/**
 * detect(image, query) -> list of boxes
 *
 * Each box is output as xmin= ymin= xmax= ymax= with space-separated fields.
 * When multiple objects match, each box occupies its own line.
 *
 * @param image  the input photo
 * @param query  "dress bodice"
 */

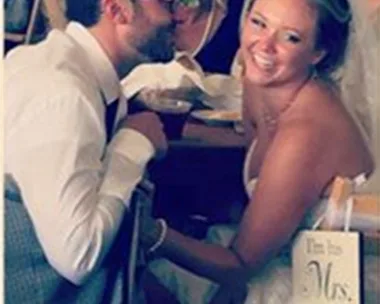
xmin=242 ymin=139 xmax=258 ymax=198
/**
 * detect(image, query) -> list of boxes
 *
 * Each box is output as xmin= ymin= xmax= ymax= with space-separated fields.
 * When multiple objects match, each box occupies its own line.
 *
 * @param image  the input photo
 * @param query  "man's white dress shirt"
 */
xmin=4 ymin=22 xmax=155 ymax=285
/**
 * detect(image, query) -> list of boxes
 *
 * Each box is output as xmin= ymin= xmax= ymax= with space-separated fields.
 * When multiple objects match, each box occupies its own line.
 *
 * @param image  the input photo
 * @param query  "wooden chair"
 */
xmin=123 ymin=179 xmax=155 ymax=304
xmin=5 ymin=0 xmax=67 ymax=54
xmin=321 ymin=176 xmax=380 ymax=255
xmin=5 ymin=0 xmax=43 ymax=45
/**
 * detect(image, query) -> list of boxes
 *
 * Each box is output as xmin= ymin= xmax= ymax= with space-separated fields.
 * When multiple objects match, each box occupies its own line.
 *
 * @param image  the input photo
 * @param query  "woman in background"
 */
xmin=140 ymin=0 xmax=379 ymax=303
xmin=173 ymin=0 xmax=246 ymax=74
xmin=122 ymin=0 xmax=248 ymax=111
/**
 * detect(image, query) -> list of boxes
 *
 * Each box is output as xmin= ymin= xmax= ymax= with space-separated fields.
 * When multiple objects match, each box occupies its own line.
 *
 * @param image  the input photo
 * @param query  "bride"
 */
xmin=140 ymin=0 xmax=380 ymax=303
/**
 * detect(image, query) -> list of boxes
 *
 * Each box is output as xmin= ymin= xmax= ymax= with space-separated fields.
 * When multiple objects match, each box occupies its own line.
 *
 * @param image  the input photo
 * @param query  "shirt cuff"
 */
xmin=99 ymin=128 xmax=155 ymax=206
xmin=109 ymin=128 xmax=155 ymax=165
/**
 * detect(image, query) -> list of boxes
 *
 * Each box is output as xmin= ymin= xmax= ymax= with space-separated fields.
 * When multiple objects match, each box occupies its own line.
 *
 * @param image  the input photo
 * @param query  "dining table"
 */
xmin=147 ymin=115 xmax=249 ymax=238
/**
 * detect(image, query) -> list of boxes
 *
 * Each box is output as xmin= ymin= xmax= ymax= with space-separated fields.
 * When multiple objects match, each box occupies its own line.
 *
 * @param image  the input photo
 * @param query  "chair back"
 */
xmin=124 ymin=179 xmax=155 ymax=304
xmin=321 ymin=176 xmax=380 ymax=255
xmin=5 ymin=0 xmax=67 ymax=54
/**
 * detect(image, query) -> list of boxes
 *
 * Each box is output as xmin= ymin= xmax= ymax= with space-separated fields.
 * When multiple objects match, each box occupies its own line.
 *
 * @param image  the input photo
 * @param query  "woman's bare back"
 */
xmin=245 ymin=79 xmax=373 ymax=196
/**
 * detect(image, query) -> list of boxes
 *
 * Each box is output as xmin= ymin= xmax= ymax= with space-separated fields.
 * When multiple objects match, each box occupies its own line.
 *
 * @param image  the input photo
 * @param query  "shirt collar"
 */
xmin=66 ymin=22 xmax=120 ymax=105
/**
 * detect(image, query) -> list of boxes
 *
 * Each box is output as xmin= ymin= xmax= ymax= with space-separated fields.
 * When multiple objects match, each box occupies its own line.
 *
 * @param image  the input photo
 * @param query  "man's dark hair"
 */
xmin=65 ymin=0 xmax=102 ymax=27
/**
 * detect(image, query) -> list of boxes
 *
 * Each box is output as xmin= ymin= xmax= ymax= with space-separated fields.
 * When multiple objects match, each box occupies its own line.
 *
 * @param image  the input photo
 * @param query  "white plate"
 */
xmin=191 ymin=110 xmax=242 ymax=125
xmin=142 ymin=97 xmax=192 ymax=113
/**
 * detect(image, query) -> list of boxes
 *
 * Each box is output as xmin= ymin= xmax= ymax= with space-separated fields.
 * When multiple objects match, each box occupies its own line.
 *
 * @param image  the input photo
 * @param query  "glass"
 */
xmin=147 ymin=98 xmax=192 ymax=140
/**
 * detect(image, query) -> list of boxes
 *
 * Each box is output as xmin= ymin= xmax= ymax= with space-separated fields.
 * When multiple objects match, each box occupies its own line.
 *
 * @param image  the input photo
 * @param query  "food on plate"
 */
xmin=207 ymin=110 xmax=242 ymax=121
xmin=191 ymin=110 xmax=242 ymax=126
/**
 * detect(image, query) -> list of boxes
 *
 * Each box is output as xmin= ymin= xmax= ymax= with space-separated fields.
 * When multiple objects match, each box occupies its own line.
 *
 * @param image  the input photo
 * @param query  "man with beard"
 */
xmin=4 ymin=0 xmax=175 ymax=303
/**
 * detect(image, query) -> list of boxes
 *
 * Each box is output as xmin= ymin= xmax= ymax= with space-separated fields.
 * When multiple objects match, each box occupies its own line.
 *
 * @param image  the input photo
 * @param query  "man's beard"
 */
xmin=136 ymin=24 xmax=176 ymax=63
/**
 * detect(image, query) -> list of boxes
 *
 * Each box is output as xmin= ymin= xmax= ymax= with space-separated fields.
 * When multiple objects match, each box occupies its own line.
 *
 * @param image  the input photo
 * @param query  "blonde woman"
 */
xmin=140 ymin=0 xmax=379 ymax=303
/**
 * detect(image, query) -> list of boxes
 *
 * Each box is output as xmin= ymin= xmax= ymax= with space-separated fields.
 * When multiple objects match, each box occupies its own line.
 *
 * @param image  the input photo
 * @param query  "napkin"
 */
xmin=120 ymin=52 xmax=242 ymax=111
xmin=121 ymin=52 xmax=206 ymax=100
xmin=201 ymin=73 xmax=242 ymax=111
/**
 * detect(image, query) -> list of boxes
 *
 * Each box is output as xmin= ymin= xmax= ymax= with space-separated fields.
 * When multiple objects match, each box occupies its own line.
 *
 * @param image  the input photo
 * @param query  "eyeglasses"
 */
xmin=173 ymin=0 xmax=201 ymax=8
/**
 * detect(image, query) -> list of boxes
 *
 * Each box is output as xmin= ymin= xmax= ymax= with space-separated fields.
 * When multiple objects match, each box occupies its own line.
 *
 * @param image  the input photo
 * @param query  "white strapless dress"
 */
xmin=148 ymin=140 xmax=379 ymax=304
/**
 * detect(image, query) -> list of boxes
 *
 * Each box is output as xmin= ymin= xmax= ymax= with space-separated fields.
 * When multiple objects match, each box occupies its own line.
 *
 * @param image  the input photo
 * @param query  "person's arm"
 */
xmin=8 ymin=91 xmax=155 ymax=285
xmin=231 ymin=123 xmax=333 ymax=268
xmin=142 ymin=121 xmax=334 ymax=287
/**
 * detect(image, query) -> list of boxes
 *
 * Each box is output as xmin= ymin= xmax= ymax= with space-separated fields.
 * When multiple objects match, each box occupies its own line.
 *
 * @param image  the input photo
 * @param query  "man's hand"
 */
xmin=119 ymin=111 xmax=168 ymax=158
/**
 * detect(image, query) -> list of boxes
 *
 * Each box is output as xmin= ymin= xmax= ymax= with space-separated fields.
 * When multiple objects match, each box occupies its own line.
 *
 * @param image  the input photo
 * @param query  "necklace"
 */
xmin=262 ymin=75 xmax=312 ymax=133
xmin=262 ymin=97 xmax=295 ymax=132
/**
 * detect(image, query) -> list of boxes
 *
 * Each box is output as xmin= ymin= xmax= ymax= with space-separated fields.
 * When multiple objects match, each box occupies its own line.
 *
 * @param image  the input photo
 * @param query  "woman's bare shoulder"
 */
xmin=292 ymin=79 xmax=350 ymax=132
xmin=298 ymin=78 xmax=339 ymax=109
xmin=284 ymin=79 xmax=336 ymax=129
xmin=281 ymin=79 xmax=373 ymax=180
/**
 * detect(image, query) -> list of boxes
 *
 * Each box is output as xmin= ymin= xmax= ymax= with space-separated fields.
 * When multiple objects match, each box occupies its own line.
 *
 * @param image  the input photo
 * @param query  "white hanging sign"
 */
xmin=292 ymin=230 xmax=362 ymax=304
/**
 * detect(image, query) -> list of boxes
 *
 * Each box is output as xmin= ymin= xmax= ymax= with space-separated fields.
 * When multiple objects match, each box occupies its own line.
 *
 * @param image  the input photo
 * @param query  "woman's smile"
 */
xmin=253 ymin=52 xmax=276 ymax=70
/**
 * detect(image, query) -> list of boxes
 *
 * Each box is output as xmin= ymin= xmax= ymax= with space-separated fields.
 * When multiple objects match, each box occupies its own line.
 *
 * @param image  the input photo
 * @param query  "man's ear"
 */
xmin=102 ymin=0 xmax=132 ymax=24
xmin=311 ymin=49 xmax=327 ymax=66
